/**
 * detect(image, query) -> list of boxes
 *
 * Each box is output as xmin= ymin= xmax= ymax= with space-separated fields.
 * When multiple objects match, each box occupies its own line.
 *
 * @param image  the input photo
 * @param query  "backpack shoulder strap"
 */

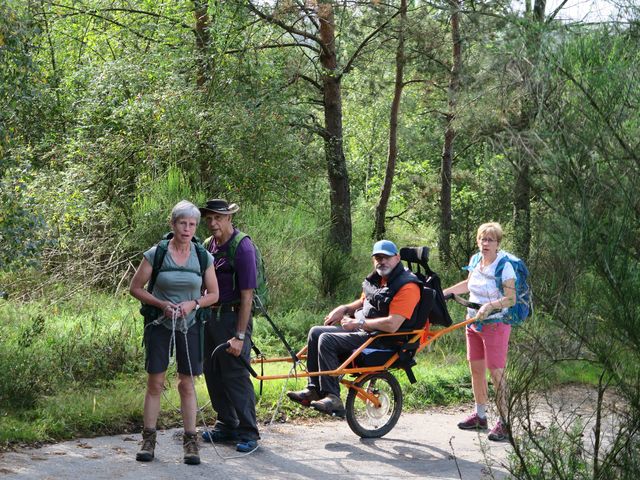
xmin=203 ymin=235 xmax=213 ymax=251
xmin=227 ymin=231 xmax=249 ymax=269
xmin=494 ymin=256 xmax=509 ymax=293
xmin=463 ymin=252 xmax=482 ymax=272
xmin=194 ymin=242 xmax=209 ymax=278
xmin=495 ymin=252 xmax=519 ymax=293
xmin=148 ymin=239 xmax=170 ymax=293
xmin=194 ymin=242 xmax=209 ymax=287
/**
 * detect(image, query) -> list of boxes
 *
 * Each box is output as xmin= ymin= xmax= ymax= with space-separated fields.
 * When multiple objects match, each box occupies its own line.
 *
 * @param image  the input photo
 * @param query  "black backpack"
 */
xmin=400 ymin=247 xmax=452 ymax=328
xmin=139 ymin=233 xmax=210 ymax=326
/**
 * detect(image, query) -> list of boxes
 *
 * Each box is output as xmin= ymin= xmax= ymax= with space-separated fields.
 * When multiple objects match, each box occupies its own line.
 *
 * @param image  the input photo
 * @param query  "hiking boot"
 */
xmin=310 ymin=393 xmax=346 ymax=417
xmin=287 ymin=387 xmax=321 ymax=407
xmin=136 ymin=428 xmax=156 ymax=462
xmin=183 ymin=431 xmax=200 ymax=465
xmin=488 ymin=420 xmax=510 ymax=442
xmin=201 ymin=429 xmax=238 ymax=443
xmin=457 ymin=412 xmax=488 ymax=430
xmin=236 ymin=438 xmax=259 ymax=453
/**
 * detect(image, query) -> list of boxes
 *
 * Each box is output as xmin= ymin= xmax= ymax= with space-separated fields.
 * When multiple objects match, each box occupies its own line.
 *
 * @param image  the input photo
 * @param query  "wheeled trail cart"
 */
xmin=249 ymin=247 xmax=478 ymax=438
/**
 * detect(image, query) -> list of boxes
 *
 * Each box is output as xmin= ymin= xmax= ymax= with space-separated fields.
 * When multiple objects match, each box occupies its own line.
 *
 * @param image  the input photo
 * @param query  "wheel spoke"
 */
xmin=345 ymin=371 xmax=403 ymax=438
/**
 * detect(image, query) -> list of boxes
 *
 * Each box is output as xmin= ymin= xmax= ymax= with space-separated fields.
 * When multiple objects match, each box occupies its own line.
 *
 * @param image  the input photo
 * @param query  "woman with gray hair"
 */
xmin=130 ymin=200 xmax=219 ymax=465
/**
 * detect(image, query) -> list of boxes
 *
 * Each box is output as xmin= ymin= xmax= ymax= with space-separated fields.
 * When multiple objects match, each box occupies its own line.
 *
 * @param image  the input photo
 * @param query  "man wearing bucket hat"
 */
xmin=198 ymin=199 xmax=260 ymax=453
xmin=287 ymin=239 xmax=422 ymax=416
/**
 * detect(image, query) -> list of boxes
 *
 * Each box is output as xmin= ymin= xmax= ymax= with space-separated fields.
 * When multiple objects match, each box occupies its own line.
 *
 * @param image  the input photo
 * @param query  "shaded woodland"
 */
xmin=2 ymin=1 xmax=640 ymax=477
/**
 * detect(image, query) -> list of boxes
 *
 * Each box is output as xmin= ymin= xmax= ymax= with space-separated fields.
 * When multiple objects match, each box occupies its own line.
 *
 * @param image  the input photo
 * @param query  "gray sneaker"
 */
xmin=136 ymin=428 xmax=156 ymax=462
xmin=183 ymin=431 xmax=200 ymax=465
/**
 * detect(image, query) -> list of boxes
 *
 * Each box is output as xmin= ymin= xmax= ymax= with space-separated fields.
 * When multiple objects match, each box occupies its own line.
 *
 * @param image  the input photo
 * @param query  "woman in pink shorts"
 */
xmin=443 ymin=222 xmax=516 ymax=441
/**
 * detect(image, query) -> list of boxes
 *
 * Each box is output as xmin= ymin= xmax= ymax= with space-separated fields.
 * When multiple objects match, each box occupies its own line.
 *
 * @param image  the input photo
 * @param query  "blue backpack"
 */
xmin=468 ymin=251 xmax=532 ymax=326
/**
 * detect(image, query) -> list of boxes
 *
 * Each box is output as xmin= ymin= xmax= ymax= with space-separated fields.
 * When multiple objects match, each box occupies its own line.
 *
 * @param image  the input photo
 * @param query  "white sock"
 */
xmin=476 ymin=403 xmax=487 ymax=419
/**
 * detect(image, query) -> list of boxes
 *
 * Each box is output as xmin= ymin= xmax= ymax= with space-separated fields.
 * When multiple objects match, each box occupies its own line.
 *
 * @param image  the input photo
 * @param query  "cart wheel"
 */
xmin=345 ymin=371 xmax=403 ymax=438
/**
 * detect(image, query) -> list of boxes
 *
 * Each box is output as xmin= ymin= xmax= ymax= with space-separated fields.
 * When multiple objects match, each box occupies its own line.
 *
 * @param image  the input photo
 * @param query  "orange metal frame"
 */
xmin=252 ymin=315 xmax=481 ymax=407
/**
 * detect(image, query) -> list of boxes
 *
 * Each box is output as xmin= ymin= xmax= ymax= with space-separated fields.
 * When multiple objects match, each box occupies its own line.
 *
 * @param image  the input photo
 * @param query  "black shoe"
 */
xmin=310 ymin=394 xmax=346 ymax=417
xmin=287 ymin=387 xmax=321 ymax=407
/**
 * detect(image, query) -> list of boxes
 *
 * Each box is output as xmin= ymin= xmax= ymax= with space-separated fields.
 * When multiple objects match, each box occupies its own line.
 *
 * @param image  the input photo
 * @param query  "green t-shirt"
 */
xmin=143 ymin=243 xmax=214 ymax=330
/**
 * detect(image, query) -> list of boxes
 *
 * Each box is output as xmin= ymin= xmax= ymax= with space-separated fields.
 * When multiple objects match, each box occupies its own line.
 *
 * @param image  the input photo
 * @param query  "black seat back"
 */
xmin=400 ymin=247 xmax=452 ymax=328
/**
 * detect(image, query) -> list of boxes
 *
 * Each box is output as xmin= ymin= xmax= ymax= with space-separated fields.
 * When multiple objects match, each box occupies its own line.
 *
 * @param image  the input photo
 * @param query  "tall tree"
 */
xmin=512 ymin=0 xmax=547 ymax=262
xmin=317 ymin=2 xmax=352 ymax=252
xmin=373 ymin=0 xmax=407 ymax=241
xmin=438 ymin=0 xmax=462 ymax=263
xmin=193 ymin=0 xmax=212 ymax=88
xmin=246 ymin=1 xmax=399 ymax=253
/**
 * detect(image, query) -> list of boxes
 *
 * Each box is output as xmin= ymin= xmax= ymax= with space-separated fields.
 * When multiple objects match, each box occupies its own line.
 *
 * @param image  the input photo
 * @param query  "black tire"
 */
xmin=345 ymin=371 xmax=403 ymax=438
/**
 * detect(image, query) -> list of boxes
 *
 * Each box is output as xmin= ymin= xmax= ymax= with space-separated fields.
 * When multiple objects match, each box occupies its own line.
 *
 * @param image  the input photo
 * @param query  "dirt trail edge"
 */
xmin=0 ymin=409 xmax=511 ymax=480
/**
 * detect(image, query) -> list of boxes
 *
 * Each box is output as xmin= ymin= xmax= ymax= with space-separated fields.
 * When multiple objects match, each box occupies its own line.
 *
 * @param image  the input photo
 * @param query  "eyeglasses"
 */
xmin=479 ymin=237 xmax=497 ymax=243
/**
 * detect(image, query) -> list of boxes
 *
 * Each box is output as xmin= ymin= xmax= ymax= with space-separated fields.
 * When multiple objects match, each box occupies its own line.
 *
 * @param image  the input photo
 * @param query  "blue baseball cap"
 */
xmin=371 ymin=240 xmax=399 ymax=257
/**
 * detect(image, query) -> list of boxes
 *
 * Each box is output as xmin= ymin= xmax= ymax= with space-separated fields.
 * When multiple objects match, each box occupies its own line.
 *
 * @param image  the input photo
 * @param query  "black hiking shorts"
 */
xmin=145 ymin=322 xmax=203 ymax=375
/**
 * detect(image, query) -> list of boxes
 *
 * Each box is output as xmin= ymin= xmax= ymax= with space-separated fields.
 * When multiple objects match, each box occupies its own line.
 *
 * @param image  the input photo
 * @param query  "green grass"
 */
xmin=0 ymin=288 xmax=473 ymax=448
xmin=0 ymin=282 xmax=604 ymax=451
xmin=549 ymin=359 xmax=604 ymax=386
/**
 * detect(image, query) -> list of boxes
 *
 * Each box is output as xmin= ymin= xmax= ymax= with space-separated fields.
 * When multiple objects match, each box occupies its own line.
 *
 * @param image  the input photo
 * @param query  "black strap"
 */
xmin=446 ymin=293 xmax=482 ymax=310
xmin=397 ymin=341 xmax=419 ymax=384
xmin=148 ymin=240 xmax=169 ymax=294
xmin=251 ymin=340 xmax=264 ymax=396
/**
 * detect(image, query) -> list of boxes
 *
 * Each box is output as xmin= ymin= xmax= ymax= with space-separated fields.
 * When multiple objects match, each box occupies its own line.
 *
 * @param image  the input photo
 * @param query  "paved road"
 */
xmin=0 ymin=410 xmax=511 ymax=480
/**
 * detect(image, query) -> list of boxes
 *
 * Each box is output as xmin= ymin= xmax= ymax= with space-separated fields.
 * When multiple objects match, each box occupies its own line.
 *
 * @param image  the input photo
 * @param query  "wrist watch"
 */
xmin=194 ymin=299 xmax=200 ymax=311
xmin=357 ymin=318 xmax=366 ymax=330
xmin=235 ymin=332 xmax=246 ymax=341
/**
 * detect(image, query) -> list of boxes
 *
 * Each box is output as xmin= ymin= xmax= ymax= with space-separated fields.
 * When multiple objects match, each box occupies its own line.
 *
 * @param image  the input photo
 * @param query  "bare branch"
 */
xmin=225 ymin=42 xmax=320 ymax=55
xmin=246 ymin=1 xmax=322 ymax=46
xmin=297 ymin=73 xmax=323 ymax=91
xmin=341 ymin=9 xmax=402 ymax=77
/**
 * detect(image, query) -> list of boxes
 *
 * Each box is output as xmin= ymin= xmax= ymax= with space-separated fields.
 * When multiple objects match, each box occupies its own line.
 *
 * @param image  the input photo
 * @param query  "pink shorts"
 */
xmin=466 ymin=321 xmax=511 ymax=369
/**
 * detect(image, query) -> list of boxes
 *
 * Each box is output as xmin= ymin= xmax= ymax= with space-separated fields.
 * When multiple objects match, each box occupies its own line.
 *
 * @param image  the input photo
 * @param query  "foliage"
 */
xmin=0 ymin=294 xmax=143 ymax=409
xmin=502 ymin=23 xmax=640 ymax=479
xmin=1 ymin=1 xmax=640 ymax=476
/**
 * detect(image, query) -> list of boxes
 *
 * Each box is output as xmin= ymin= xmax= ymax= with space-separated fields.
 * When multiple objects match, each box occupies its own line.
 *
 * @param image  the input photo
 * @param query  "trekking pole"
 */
xmin=212 ymin=342 xmax=258 ymax=377
xmin=253 ymin=296 xmax=299 ymax=364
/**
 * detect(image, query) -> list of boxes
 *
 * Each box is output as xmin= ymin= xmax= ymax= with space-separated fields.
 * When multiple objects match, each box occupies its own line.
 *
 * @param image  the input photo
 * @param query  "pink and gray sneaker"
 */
xmin=457 ymin=412 xmax=488 ymax=430
xmin=488 ymin=420 xmax=510 ymax=442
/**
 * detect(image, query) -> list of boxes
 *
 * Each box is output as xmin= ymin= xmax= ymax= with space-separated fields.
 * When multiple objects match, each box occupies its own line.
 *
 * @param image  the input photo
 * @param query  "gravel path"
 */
xmin=0 ymin=408 xmax=511 ymax=480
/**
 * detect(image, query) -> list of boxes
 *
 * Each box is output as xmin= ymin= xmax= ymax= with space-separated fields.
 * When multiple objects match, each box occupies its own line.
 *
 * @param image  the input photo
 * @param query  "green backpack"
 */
xmin=205 ymin=231 xmax=269 ymax=314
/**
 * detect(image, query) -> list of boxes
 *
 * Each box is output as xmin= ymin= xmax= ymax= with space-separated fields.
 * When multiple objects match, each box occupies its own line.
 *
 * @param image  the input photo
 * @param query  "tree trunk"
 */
xmin=192 ymin=0 xmax=213 ymax=183
xmin=513 ymin=0 xmax=545 ymax=261
xmin=373 ymin=0 xmax=407 ymax=241
xmin=514 ymin=160 xmax=531 ymax=259
xmin=193 ymin=0 xmax=212 ymax=88
xmin=319 ymin=2 xmax=352 ymax=253
xmin=438 ymin=0 xmax=461 ymax=263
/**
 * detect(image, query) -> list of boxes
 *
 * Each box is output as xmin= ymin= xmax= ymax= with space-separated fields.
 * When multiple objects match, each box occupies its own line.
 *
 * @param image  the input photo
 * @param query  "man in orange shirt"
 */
xmin=287 ymin=240 xmax=421 ymax=415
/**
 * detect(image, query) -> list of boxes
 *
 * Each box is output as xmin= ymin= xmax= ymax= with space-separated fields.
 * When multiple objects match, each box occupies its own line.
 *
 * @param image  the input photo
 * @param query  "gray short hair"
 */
xmin=170 ymin=200 xmax=201 ymax=224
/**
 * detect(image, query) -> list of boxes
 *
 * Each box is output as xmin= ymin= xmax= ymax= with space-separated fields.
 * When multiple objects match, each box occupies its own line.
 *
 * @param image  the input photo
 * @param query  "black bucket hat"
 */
xmin=199 ymin=199 xmax=240 ymax=215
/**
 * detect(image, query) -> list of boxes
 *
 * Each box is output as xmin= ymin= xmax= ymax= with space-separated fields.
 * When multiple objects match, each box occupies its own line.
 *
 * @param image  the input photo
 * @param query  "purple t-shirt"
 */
xmin=207 ymin=229 xmax=257 ymax=303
